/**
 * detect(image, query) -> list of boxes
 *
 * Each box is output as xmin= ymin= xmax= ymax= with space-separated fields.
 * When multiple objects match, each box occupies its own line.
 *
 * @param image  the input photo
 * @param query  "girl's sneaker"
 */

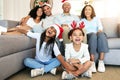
xmin=81 ymin=69 xmax=92 ymax=78
xmin=98 ymin=60 xmax=105 ymax=72
xmin=31 ymin=68 xmax=44 ymax=77
xmin=50 ymin=68 xmax=57 ymax=75
xmin=62 ymin=71 xmax=75 ymax=80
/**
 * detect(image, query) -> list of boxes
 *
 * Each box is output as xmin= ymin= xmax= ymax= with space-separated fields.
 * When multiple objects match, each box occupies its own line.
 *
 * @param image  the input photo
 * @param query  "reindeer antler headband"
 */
xmin=71 ymin=20 xmax=85 ymax=29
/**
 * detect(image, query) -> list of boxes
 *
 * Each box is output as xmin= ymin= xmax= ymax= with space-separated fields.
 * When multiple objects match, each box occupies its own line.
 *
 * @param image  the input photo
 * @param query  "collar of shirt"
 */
xmin=62 ymin=13 xmax=71 ymax=16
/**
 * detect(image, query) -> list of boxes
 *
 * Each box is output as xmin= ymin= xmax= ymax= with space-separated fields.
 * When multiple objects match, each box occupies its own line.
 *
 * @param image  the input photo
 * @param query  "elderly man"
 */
xmin=54 ymin=1 xmax=80 ymax=44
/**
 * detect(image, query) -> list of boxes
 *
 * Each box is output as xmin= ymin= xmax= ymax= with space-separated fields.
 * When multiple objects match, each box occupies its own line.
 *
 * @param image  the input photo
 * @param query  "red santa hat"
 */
xmin=61 ymin=0 xmax=70 ymax=4
xmin=51 ymin=24 xmax=64 ymax=41
xmin=43 ymin=3 xmax=52 ymax=8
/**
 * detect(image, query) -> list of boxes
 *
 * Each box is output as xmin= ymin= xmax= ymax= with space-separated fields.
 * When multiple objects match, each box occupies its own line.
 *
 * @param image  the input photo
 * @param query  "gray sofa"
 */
xmin=0 ymin=18 xmax=120 ymax=80
xmin=0 ymin=20 xmax=36 ymax=80
xmin=101 ymin=18 xmax=120 ymax=65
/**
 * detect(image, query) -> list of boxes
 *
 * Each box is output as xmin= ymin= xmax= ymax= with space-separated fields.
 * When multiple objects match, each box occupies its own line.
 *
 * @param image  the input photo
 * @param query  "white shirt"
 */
xmin=27 ymin=31 xmax=61 ymax=62
xmin=42 ymin=15 xmax=55 ymax=30
xmin=26 ymin=18 xmax=42 ymax=28
xmin=65 ymin=43 xmax=90 ymax=64
xmin=32 ymin=15 xmax=55 ymax=33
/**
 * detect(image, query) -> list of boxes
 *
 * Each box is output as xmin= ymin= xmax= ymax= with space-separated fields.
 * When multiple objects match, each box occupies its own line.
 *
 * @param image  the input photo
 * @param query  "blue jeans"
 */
xmin=24 ymin=58 xmax=60 ymax=73
xmin=87 ymin=32 xmax=109 ymax=54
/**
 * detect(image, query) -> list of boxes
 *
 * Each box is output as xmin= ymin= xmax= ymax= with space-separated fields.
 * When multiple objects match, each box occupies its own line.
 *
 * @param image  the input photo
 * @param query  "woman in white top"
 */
xmin=2 ymin=6 xmax=45 ymax=35
xmin=62 ymin=28 xmax=92 ymax=80
xmin=17 ymin=24 xmax=73 ymax=78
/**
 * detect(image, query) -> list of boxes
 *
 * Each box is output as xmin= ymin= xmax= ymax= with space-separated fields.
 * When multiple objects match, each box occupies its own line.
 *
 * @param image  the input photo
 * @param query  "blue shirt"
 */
xmin=81 ymin=17 xmax=103 ymax=34
xmin=54 ymin=13 xmax=80 ymax=28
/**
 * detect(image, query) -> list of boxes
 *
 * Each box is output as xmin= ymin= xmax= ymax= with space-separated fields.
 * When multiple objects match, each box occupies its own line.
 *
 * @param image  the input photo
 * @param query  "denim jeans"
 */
xmin=87 ymin=32 xmax=109 ymax=54
xmin=24 ymin=58 xmax=60 ymax=73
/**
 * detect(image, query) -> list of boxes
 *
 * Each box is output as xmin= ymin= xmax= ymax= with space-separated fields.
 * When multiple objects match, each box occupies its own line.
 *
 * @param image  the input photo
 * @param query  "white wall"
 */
xmin=0 ymin=0 xmax=3 ymax=19
xmin=52 ymin=0 xmax=62 ymax=15
xmin=93 ymin=0 xmax=120 ymax=18
xmin=2 ymin=0 xmax=63 ymax=21
xmin=3 ymin=0 xmax=30 ymax=21
xmin=2 ymin=0 xmax=120 ymax=22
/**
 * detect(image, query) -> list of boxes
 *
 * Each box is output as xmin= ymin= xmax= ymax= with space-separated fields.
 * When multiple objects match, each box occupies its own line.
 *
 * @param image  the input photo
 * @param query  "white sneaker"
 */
xmin=98 ymin=60 xmax=105 ymax=72
xmin=31 ymin=68 xmax=44 ymax=77
xmin=81 ymin=69 xmax=92 ymax=78
xmin=91 ymin=62 xmax=97 ymax=72
xmin=50 ymin=68 xmax=57 ymax=75
xmin=62 ymin=71 xmax=75 ymax=80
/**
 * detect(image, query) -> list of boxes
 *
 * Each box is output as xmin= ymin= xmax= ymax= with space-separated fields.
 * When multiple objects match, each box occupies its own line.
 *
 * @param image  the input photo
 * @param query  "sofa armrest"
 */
xmin=118 ymin=24 xmax=120 ymax=37
xmin=0 ymin=35 xmax=36 ymax=57
xmin=0 ymin=20 xmax=19 ymax=28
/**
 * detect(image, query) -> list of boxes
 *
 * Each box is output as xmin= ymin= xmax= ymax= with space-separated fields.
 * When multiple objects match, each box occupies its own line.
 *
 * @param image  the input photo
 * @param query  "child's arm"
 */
xmin=65 ymin=44 xmax=71 ymax=61
xmin=17 ymin=28 xmax=40 ymax=39
xmin=79 ymin=45 xmax=90 ymax=64
xmin=20 ymin=16 xmax=30 ymax=26
xmin=53 ymin=43 xmax=75 ymax=72
xmin=16 ymin=28 xmax=28 ymax=35
xmin=56 ymin=55 xmax=76 ymax=73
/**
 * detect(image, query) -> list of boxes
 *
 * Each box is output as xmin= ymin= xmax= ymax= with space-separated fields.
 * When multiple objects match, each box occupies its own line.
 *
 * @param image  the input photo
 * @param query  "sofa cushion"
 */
xmin=101 ymin=18 xmax=118 ymax=38
xmin=0 ymin=35 xmax=36 ymax=57
xmin=0 ymin=20 xmax=19 ymax=28
xmin=107 ymin=38 xmax=120 ymax=49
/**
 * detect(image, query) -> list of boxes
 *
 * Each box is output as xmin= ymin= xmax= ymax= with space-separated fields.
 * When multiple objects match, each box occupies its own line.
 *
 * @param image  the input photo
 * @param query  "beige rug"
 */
xmin=7 ymin=65 xmax=120 ymax=80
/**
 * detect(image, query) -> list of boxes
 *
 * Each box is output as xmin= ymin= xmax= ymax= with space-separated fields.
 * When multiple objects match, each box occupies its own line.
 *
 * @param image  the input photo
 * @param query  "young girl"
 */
xmin=62 ymin=27 xmax=92 ymax=80
xmin=1 ymin=6 xmax=45 ymax=35
xmin=80 ymin=5 xmax=109 ymax=73
xmin=17 ymin=24 xmax=71 ymax=77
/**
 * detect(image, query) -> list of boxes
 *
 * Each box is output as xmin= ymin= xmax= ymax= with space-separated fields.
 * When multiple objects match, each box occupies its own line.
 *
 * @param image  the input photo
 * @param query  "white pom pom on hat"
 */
xmin=43 ymin=3 xmax=51 ymax=8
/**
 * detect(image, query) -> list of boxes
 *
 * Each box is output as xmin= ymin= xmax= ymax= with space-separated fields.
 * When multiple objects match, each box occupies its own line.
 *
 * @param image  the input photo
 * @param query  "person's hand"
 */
xmin=16 ymin=27 xmax=28 ymax=34
xmin=64 ymin=62 xmax=76 ymax=72
xmin=20 ymin=16 xmax=30 ymax=26
xmin=71 ymin=71 xmax=79 ymax=77
xmin=97 ymin=30 xmax=103 ymax=34
xmin=68 ymin=58 xmax=80 ymax=64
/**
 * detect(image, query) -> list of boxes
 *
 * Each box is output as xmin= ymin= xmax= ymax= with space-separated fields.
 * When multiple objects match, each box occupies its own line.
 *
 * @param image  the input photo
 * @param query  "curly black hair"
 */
xmin=28 ymin=6 xmax=46 ymax=20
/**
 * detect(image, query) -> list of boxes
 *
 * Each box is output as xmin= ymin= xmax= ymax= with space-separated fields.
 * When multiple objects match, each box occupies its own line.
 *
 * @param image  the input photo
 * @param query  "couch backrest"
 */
xmin=0 ymin=20 xmax=19 ymax=28
xmin=101 ymin=18 xmax=119 ymax=38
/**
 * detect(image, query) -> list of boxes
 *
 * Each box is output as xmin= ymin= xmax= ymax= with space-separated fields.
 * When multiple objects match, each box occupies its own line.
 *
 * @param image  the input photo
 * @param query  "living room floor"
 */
xmin=7 ymin=65 xmax=120 ymax=80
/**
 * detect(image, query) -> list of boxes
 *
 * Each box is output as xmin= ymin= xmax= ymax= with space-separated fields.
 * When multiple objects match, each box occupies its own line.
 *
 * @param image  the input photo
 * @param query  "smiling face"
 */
xmin=36 ymin=8 xmax=43 ymax=17
xmin=62 ymin=2 xmax=71 ymax=13
xmin=46 ymin=27 xmax=56 ymax=38
xmin=43 ymin=5 xmax=52 ymax=16
xmin=70 ymin=29 xmax=84 ymax=45
xmin=84 ymin=6 xmax=92 ymax=19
